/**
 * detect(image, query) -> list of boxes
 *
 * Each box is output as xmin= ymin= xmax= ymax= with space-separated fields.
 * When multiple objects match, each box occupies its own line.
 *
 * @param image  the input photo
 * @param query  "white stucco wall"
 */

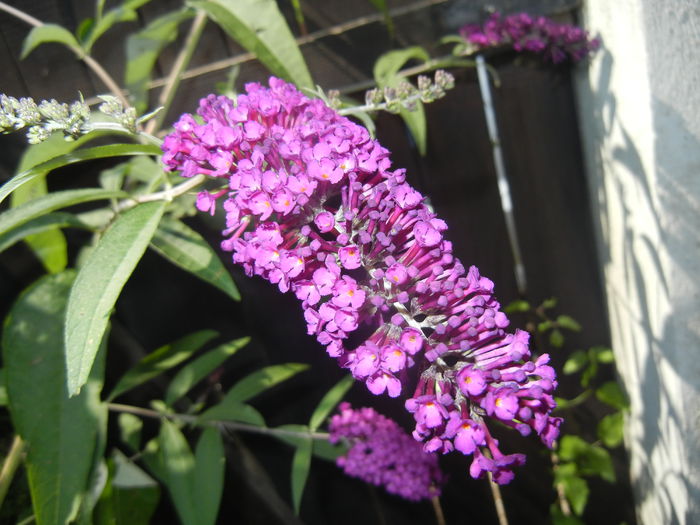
xmin=575 ymin=1 xmax=700 ymax=524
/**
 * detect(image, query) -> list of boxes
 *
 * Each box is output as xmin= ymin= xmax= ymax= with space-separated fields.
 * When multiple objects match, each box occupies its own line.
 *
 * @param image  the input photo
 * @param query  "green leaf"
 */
xmin=199 ymin=400 xmax=265 ymax=425
xmin=551 ymin=503 xmax=586 ymax=525
xmin=550 ymin=329 xmax=565 ymax=348
xmin=590 ymin=346 xmax=615 ymax=364
xmin=125 ymin=9 xmax=194 ymax=113
xmin=109 ymin=329 xmax=219 ymax=400
xmin=94 ymin=450 xmax=160 ymax=525
xmin=84 ymin=0 xmax=152 ymax=53
xmin=580 ymin=359 xmax=598 ymax=388
xmin=0 ymin=143 xmax=162 ymax=205
xmin=150 ymin=216 xmax=240 ymax=301
xmin=3 ymin=271 xmax=107 ymax=525
xmin=222 ymin=363 xmax=309 ymax=404
xmin=189 ymin=0 xmax=313 ymax=89
xmin=373 ymin=46 xmax=430 ymax=86
xmin=165 ymin=336 xmax=250 ymax=405
xmin=597 ymin=411 xmax=625 ymax=448
xmin=563 ymin=350 xmax=588 ymax=375
xmin=558 ymin=436 xmax=615 ymax=482
xmin=0 ymin=212 xmax=92 ymax=254
xmin=309 ymin=375 xmax=353 ymax=431
xmin=557 ymin=315 xmax=582 ymax=332
xmin=21 ymin=24 xmax=80 ymax=58
xmin=158 ymin=420 xmax=197 ymax=525
xmin=561 ymin=475 xmax=589 ymax=516
xmin=0 ymin=188 xmax=125 ymax=238
xmin=538 ymin=320 xmax=553 ymax=332
xmin=118 ymin=413 xmax=143 ymax=451
xmin=595 ymin=381 xmax=629 ymax=410
xmin=373 ymin=47 xmax=430 ymax=155
xmin=290 ymin=436 xmax=312 ymax=515
xmin=504 ymin=299 xmax=531 ymax=314
xmin=192 ymin=428 xmax=225 ymax=525
xmin=65 ymin=201 xmax=166 ymax=396
xmin=541 ymin=297 xmax=558 ymax=309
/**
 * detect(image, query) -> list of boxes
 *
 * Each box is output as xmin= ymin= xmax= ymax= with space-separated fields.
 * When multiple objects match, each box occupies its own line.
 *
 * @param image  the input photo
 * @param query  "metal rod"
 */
xmin=475 ymin=54 xmax=527 ymax=295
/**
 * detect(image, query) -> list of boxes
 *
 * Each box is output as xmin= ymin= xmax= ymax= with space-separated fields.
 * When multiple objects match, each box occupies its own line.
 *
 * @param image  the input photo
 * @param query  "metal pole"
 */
xmin=475 ymin=54 xmax=527 ymax=295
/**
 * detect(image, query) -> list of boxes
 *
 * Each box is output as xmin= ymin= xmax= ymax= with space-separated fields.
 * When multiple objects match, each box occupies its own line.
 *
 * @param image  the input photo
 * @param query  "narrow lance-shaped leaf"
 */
xmin=108 ymin=329 xmax=219 ymax=401
xmin=221 ymin=363 xmax=309 ymax=404
xmin=150 ymin=216 xmax=240 ymax=301
xmin=3 ymin=271 xmax=107 ymax=525
xmin=291 ymin=437 xmax=312 ymax=515
xmin=125 ymin=8 xmax=194 ymax=113
xmin=192 ymin=428 xmax=225 ymax=525
xmin=21 ymin=24 xmax=81 ymax=58
xmin=189 ymin=0 xmax=313 ymax=89
xmin=10 ymin=134 xmax=89 ymax=274
xmin=0 ymin=188 xmax=125 ymax=238
xmin=83 ymin=0 xmax=152 ymax=53
xmin=309 ymin=375 xmax=353 ymax=431
xmin=0 ymin=212 xmax=91 ymax=255
xmin=65 ymin=200 xmax=166 ymax=396
xmin=157 ymin=420 xmax=197 ymax=525
xmin=0 ymin=143 xmax=162 ymax=205
xmin=165 ymin=336 xmax=250 ymax=405
xmin=199 ymin=400 xmax=266 ymax=426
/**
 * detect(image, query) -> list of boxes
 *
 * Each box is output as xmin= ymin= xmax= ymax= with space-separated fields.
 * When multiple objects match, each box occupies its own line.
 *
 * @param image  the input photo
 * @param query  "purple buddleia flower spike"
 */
xmin=460 ymin=11 xmax=600 ymax=64
xmin=329 ymin=403 xmax=444 ymax=500
xmin=162 ymin=77 xmax=562 ymax=484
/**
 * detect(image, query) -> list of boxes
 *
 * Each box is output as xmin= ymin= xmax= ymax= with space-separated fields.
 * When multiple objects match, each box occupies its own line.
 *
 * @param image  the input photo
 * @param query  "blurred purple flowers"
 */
xmin=162 ymin=77 xmax=562 ymax=484
xmin=329 ymin=403 xmax=443 ymax=500
xmin=460 ymin=12 xmax=600 ymax=64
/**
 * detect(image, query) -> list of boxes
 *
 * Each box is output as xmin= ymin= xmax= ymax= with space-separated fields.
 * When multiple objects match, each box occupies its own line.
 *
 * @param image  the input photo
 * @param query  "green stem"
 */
xmin=487 ymin=473 xmax=509 ymax=525
xmin=0 ymin=435 xmax=26 ymax=510
xmin=107 ymin=402 xmax=330 ymax=441
xmin=145 ymin=10 xmax=207 ymax=135
xmin=115 ymin=173 xmax=206 ymax=212
xmin=85 ymin=122 xmax=162 ymax=146
xmin=553 ymin=389 xmax=592 ymax=413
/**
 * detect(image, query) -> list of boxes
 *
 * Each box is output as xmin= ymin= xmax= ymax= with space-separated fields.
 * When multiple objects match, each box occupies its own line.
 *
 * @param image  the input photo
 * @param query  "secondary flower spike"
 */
xmin=460 ymin=12 xmax=600 ymax=64
xmin=162 ymin=77 xmax=562 ymax=484
xmin=329 ymin=403 xmax=444 ymax=500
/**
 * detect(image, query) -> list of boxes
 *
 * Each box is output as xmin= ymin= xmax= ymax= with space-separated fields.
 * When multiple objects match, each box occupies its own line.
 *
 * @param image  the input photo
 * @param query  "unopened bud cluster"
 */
xmin=0 ymin=94 xmax=90 ymax=144
xmin=363 ymin=70 xmax=455 ymax=113
xmin=98 ymin=95 xmax=138 ymax=133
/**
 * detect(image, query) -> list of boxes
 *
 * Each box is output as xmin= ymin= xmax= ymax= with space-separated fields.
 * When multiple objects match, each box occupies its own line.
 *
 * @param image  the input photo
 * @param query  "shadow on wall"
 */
xmin=576 ymin=45 xmax=700 ymax=525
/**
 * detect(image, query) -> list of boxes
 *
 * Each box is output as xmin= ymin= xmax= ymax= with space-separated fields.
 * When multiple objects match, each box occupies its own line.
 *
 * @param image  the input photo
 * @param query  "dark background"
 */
xmin=0 ymin=1 xmax=636 ymax=524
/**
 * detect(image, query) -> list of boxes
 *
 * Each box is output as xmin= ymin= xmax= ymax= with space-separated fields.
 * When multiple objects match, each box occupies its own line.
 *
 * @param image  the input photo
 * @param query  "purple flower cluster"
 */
xmin=329 ymin=402 xmax=443 ymax=500
xmin=460 ymin=12 xmax=600 ymax=64
xmin=162 ymin=77 xmax=562 ymax=483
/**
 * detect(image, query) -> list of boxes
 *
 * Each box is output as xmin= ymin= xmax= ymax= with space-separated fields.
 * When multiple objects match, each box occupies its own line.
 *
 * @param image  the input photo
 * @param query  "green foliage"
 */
xmin=65 ymin=201 xmax=166 ymax=396
xmin=504 ymin=299 xmax=530 ymax=313
xmin=125 ymin=9 xmax=195 ymax=113
xmin=21 ymin=24 xmax=81 ymax=58
xmin=94 ymin=450 xmax=160 ymax=525
xmin=219 ymin=363 xmax=309 ymax=404
xmin=3 ymin=272 xmax=107 ymax=525
xmin=598 ymin=412 xmax=625 ymax=448
xmin=290 ymin=436 xmax=312 ymax=515
xmin=309 ymin=375 xmax=353 ymax=432
xmin=374 ymin=47 xmax=430 ymax=155
xmin=559 ymin=435 xmax=615 ymax=483
xmin=82 ymin=0 xmax=152 ymax=54
xmin=0 ymin=143 xmax=161 ymax=205
xmin=155 ymin=421 xmax=225 ymax=525
xmin=109 ymin=330 xmax=219 ymax=401
xmin=150 ymin=216 xmax=241 ymax=301
xmin=165 ymin=336 xmax=250 ymax=405
xmin=596 ymin=381 xmax=630 ymax=410
xmin=189 ymin=0 xmax=313 ymax=89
